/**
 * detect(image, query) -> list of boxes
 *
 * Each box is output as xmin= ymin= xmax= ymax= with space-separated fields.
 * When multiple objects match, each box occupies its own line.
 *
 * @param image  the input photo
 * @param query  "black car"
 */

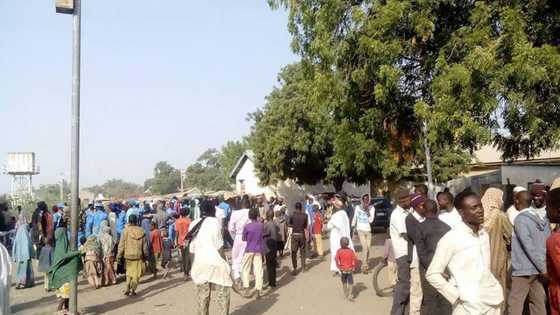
xmin=350 ymin=196 xmax=393 ymax=232
xmin=370 ymin=197 xmax=393 ymax=231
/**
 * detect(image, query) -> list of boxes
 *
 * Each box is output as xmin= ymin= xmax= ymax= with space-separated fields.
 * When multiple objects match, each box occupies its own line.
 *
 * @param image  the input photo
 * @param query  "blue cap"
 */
xmin=57 ymin=203 xmax=65 ymax=209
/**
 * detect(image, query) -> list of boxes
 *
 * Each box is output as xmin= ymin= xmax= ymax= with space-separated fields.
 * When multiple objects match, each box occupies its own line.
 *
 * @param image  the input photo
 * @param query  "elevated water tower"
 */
xmin=3 ymin=152 xmax=40 ymax=202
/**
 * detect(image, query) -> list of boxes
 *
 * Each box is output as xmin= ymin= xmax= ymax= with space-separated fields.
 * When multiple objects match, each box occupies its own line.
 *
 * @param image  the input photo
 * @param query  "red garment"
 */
xmin=312 ymin=213 xmax=322 ymax=235
xmin=41 ymin=211 xmax=54 ymax=241
xmin=150 ymin=229 xmax=163 ymax=255
xmin=335 ymin=247 xmax=358 ymax=271
xmin=547 ymin=232 xmax=560 ymax=315
xmin=175 ymin=217 xmax=191 ymax=248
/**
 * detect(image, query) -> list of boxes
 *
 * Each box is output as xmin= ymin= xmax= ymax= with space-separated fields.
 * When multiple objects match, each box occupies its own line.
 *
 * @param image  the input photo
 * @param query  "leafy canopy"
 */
xmin=85 ymin=179 xmax=143 ymax=199
xmin=262 ymin=0 xmax=560 ymax=187
xmin=144 ymin=161 xmax=181 ymax=195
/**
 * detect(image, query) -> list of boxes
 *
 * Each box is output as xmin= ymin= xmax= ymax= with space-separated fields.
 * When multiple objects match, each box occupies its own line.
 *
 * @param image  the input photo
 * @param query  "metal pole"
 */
xmin=69 ymin=0 xmax=81 ymax=313
xmin=180 ymin=169 xmax=185 ymax=191
xmin=422 ymin=120 xmax=434 ymax=198
xmin=60 ymin=173 xmax=64 ymax=201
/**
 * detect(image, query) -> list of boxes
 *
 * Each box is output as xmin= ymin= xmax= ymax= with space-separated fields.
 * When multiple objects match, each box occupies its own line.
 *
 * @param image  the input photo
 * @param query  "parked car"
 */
xmin=371 ymin=197 xmax=393 ymax=232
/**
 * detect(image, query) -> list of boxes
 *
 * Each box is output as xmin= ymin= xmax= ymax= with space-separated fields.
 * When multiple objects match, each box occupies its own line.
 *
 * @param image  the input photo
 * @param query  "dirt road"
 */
xmin=10 ymin=233 xmax=392 ymax=315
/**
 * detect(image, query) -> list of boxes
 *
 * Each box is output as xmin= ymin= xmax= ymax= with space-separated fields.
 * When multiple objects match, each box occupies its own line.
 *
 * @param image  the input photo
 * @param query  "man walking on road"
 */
xmin=117 ymin=214 xmax=149 ymax=296
xmin=289 ymin=202 xmax=308 ymax=275
xmin=352 ymin=194 xmax=375 ymax=273
xmin=389 ymin=188 xmax=412 ymax=315
xmin=189 ymin=200 xmax=232 ymax=315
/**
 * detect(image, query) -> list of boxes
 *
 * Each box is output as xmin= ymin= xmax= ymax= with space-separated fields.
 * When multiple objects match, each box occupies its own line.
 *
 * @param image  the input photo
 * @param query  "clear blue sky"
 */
xmin=0 ymin=0 xmax=296 ymax=193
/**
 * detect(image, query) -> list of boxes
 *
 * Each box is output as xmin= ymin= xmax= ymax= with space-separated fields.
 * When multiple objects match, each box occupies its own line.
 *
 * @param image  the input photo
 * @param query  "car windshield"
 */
xmin=371 ymin=198 xmax=391 ymax=208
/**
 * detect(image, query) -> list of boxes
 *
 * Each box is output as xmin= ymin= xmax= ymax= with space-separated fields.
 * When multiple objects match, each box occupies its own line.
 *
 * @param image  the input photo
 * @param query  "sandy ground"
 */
xmin=9 ymin=232 xmax=393 ymax=315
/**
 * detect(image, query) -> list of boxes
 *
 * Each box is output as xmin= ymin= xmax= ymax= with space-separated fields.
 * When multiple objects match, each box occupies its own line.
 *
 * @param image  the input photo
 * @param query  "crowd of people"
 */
xmin=0 ymin=190 xmax=375 ymax=315
xmin=3 ymin=176 xmax=560 ymax=315
xmin=389 ymin=179 xmax=560 ymax=315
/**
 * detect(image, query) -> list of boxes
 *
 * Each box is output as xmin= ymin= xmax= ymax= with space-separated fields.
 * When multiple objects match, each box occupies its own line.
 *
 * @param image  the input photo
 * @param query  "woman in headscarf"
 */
xmin=15 ymin=205 xmax=28 ymax=230
xmin=82 ymin=235 xmax=102 ymax=289
xmin=481 ymin=187 xmax=512 ymax=303
xmin=107 ymin=203 xmax=118 ymax=244
xmin=1 ymin=242 xmax=11 ymax=315
xmin=98 ymin=221 xmax=116 ymax=286
xmin=30 ymin=201 xmax=47 ymax=256
xmin=42 ymin=206 xmax=55 ymax=244
xmin=327 ymin=194 xmax=354 ymax=273
xmin=49 ymin=220 xmax=83 ymax=314
xmin=12 ymin=223 xmax=34 ymax=289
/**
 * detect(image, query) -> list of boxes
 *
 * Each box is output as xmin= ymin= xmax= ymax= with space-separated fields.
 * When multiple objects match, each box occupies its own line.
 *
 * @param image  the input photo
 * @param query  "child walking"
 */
xmin=82 ymin=236 xmax=102 ymax=289
xmin=38 ymin=238 xmax=53 ymax=291
xmin=335 ymin=236 xmax=358 ymax=301
xmin=161 ymin=229 xmax=174 ymax=279
xmin=150 ymin=222 xmax=163 ymax=273
xmin=99 ymin=225 xmax=117 ymax=286
xmin=312 ymin=206 xmax=323 ymax=257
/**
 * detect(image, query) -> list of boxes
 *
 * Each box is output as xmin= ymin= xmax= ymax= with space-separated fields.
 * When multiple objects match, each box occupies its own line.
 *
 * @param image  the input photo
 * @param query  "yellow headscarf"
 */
xmin=551 ymin=177 xmax=560 ymax=190
xmin=481 ymin=187 xmax=504 ymax=229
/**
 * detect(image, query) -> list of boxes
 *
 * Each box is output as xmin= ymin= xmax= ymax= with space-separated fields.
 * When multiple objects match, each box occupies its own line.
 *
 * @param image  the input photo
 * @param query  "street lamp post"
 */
xmin=180 ymin=169 xmax=186 ymax=191
xmin=60 ymin=173 xmax=65 ymax=201
xmin=422 ymin=120 xmax=434 ymax=198
xmin=69 ymin=0 xmax=81 ymax=313
xmin=56 ymin=0 xmax=81 ymax=313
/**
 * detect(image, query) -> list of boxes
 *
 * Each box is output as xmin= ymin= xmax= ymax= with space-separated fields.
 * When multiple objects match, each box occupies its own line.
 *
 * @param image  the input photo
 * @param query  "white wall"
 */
xmin=501 ymin=165 xmax=560 ymax=187
xmin=234 ymin=158 xmax=274 ymax=196
xmin=234 ymin=158 xmax=370 ymax=211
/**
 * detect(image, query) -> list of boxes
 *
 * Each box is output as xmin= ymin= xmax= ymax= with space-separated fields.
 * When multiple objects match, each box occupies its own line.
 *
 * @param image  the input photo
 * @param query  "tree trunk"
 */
xmin=333 ymin=178 xmax=344 ymax=192
xmin=370 ymin=177 xmax=384 ymax=197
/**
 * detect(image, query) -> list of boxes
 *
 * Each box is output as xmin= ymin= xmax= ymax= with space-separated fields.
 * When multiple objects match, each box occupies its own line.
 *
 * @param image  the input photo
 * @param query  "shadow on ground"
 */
xmin=81 ymin=275 xmax=186 ymax=315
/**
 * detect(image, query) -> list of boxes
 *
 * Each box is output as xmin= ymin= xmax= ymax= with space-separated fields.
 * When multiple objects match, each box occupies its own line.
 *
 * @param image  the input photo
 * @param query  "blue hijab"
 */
xmin=12 ymin=224 xmax=33 ymax=262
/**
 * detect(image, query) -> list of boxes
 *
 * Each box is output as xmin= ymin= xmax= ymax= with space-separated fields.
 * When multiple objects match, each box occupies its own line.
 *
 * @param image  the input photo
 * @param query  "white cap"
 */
xmin=513 ymin=186 xmax=527 ymax=194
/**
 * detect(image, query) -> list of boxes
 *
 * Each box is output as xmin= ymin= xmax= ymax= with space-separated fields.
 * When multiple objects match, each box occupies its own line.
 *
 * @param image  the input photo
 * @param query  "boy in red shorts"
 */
xmin=335 ymin=236 xmax=358 ymax=301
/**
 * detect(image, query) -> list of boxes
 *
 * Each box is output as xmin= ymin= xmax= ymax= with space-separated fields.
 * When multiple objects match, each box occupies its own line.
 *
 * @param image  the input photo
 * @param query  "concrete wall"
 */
xmin=234 ymin=158 xmax=274 ymax=196
xmin=501 ymin=165 xmax=560 ymax=187
xmin=444 ymin=170 xmax=502 ymax=195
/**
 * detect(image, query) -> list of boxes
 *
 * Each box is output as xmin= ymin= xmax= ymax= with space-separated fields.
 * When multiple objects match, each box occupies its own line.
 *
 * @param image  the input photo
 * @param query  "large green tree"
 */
xmin=35 ymin=181 xmax=70 ymax=206
xmin=265 ymin=0 xmax=560 ymax=187
xmin=184 ymin=149 xmax=232 ymax=192
xmin=145 ymin=161 xmax=181 ymax=195
xmin=249 ymin=63 xmax=340 ymax=187
xmin=85 ymin=179 xmax=143 ymax=199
